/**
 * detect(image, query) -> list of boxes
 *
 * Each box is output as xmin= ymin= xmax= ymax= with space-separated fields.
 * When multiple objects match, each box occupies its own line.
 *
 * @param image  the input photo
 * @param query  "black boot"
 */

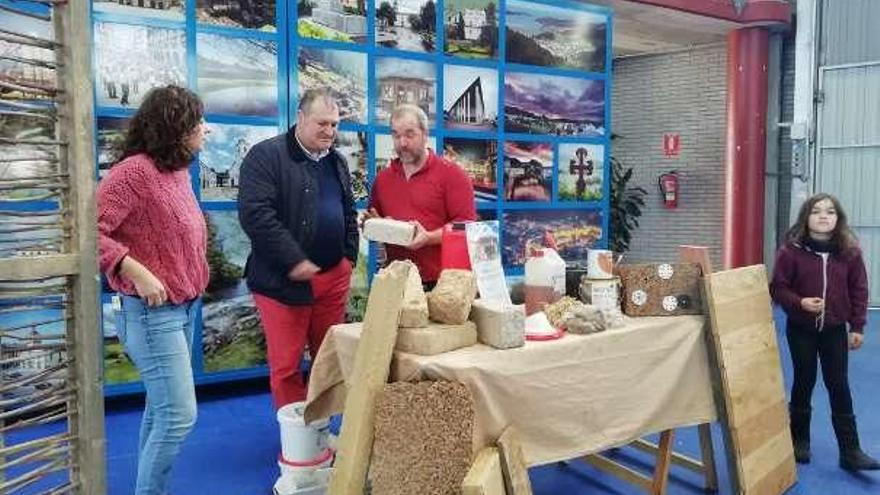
xmin=832 ymin=414 xmax=880 ymax=471
xmin=789 ymin=405 xmax=811 ymax=464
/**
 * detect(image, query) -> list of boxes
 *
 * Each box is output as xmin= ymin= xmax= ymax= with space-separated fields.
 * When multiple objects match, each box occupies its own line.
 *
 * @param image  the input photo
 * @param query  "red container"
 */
xmin=440 ymin=222 xmax=471 ymax=271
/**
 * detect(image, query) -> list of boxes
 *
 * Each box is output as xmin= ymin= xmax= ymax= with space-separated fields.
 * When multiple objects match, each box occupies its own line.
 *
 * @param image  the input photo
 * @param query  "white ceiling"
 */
xmin=581 ymin=0 xmax=740 ymax=57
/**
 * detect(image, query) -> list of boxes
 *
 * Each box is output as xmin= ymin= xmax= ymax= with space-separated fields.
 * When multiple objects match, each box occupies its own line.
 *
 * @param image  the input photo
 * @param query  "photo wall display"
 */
xmin=90 ymin=0 xmax=611 ymax=393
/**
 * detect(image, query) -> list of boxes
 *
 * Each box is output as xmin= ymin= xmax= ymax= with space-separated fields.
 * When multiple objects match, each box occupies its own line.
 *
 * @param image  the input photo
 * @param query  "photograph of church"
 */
xmin=199 ymin=123 xmax=277 ymax=201
xmin=443 ymin=64 xmax=498 ymax=130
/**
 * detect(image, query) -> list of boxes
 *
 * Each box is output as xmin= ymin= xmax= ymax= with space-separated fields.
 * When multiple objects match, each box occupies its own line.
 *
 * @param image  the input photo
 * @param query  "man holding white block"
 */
xmin=364 ymin=104 xmax=476 ymax=287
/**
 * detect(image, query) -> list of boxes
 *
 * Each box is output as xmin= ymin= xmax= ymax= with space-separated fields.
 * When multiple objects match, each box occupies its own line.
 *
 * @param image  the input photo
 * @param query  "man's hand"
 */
xmin=800 ymin=297 xmax=825 ymax=314
xmin=408 ymin=221 xmax=432 ymax=250
xmin=288 ymin=259 xmax=320 ymax=281
xmin=849 ymin=332 xmax=864 ymax=351
xmin=359 ymin=208 xmax=381 ymax=230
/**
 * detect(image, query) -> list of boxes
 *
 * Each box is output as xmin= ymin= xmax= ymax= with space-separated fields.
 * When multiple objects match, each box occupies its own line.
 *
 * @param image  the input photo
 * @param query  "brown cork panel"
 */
xmin=617 ymin=263 xmax=703 ymax=317
xmin=370 ymin=381 xmax=475 ymax=495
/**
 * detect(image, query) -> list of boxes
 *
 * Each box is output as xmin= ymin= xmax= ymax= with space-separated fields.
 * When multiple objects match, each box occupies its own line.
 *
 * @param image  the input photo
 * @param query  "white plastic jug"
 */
xmin=524 ymin=248 xmax=566 ymax=316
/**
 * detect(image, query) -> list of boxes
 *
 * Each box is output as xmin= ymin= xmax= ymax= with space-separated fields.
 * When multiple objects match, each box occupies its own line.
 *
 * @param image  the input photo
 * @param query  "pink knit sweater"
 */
xmin=97 ymin=153 xmax=209 ymax=304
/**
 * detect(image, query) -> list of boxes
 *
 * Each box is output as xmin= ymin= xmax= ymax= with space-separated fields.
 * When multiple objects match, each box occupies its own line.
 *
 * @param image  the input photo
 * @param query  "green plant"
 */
xmin=609 ymin=152 xmax=647 ymax=254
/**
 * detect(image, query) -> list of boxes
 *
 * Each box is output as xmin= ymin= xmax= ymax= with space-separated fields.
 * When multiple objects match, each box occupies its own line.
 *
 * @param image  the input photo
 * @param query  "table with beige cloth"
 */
xmin=304 ymin=315 xmax=718 ymax=467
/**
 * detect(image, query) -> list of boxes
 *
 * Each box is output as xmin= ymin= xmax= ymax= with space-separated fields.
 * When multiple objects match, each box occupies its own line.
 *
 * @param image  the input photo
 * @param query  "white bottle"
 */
xmin=524 ymin=248 xmax=566 ymax=316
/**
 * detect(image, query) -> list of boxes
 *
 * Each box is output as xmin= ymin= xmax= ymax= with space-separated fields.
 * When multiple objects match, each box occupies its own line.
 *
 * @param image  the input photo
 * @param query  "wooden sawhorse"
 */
xmin=581 ymin=423 xmax=718 ymax=495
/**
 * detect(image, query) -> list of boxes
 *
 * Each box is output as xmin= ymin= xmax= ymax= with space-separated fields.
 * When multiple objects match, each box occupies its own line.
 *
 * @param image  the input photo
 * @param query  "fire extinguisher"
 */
xmin=658 ymin=171 xmax=679 ymax=209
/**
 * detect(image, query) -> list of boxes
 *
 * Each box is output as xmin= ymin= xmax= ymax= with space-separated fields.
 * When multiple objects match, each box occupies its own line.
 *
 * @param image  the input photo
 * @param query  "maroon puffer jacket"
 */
xmin=770 ymin=242 xmax=869 ymax=333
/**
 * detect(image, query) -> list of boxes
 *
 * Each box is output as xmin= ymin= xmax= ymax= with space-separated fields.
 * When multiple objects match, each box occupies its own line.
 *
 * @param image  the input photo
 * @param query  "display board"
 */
xmin=87 ymin=0 xmax=612 ymax=394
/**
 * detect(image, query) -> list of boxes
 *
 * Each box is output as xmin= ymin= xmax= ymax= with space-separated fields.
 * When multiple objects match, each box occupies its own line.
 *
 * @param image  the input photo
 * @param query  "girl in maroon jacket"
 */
xmin=771 ymin=193 xmax=879 ymax=471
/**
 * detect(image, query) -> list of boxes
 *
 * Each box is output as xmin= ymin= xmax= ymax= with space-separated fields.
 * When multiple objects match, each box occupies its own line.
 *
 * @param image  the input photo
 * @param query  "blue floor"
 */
xmin=96 ymin=309 xmax=878 ymax=493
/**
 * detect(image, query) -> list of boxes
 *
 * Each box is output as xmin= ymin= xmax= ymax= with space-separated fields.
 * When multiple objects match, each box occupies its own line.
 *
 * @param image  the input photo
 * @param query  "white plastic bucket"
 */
xmin=274 ymin=449 xmax=333 ymax=494
xmin=586 ymin=249 xmax=614 ymax=279
xmin=277 ymin=401 xmax=330 ymax=463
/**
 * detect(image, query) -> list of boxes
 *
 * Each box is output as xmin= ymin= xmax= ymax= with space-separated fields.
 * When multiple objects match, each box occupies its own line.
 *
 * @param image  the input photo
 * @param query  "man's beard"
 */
xmin=398 ymin=149 xmax=424 ymax=166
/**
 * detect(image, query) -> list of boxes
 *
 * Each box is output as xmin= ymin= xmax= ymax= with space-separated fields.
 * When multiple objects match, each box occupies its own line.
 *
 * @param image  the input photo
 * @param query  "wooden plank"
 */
xmin=652 ymin=430 xmax=675 ymax=495
xmin=55 ymin=1 xmax=105 ymax=494
xmin=631 ymin=439 xmax=703 ymax=473
xmin=583 ymin=454 xmax=653 ymax=492
xmin=747 ymin=451 xmax=798 ymax=495
xmin=703 ymin=265 xmax=796 ymax=495
xmin=678 ymin=245 xmax=713 ymax=274
xmin=0 ymin=255 xmax=80 ymax=281
xmin=462 ymin=447 xmax=507 ymax=495
xmin=711 ymin=297 xmax=774 ymax=334
xmin=497 ymin=427 xmax=532 ymax=495
xmin=741 ymin=428 xmax=796 ymax=489
xmin=725 ymin=351 xmax=787 ymax=428
xmin=328 ymin=261 xmax=410 ymax=495
xmin=698 ymin=423 xmax=719 ymax=492
xmin=732 ymin=401 xmax=790 ymax=459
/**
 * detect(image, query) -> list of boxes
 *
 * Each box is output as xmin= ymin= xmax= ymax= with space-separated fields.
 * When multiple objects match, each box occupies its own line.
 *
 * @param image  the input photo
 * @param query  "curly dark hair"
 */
xmin=786 ymin=193 xmax=858 ymax=253
xmin=117 ymin=85 xmax=204 ymax=172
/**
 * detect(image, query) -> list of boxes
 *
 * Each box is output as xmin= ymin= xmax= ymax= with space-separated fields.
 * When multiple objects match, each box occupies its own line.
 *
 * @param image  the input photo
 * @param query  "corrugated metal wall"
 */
xmin=817 ymin=0 xmax=880 ymax=305
xmin=820 ymin=0 xmax=880 ymax=66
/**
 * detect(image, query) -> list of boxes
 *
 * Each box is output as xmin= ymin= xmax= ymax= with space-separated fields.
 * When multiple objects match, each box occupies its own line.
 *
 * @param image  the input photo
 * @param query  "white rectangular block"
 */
xmin=469 ymin=300 xmax=525 ymax=349
xmin=363 ymin=218 xmax=416 ymax=246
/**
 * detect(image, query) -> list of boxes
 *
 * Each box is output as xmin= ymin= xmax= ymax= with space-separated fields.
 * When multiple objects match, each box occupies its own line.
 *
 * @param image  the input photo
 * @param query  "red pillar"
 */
xmin=723 ymin=28 xmax=769 ymax=269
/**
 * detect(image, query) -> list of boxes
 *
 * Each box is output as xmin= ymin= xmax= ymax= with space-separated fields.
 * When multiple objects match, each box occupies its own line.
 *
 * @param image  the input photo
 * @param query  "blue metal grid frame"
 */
xmin=87 ymin=0 xmax=613 ymax=395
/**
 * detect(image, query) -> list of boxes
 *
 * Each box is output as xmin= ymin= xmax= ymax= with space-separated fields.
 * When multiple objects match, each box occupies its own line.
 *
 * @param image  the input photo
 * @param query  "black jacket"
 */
xmin=238 ymin=127 xmax=358 ymax=304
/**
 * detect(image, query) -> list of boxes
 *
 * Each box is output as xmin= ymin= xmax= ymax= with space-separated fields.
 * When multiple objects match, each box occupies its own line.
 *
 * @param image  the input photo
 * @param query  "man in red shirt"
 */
xmin=365 ymin=104 xmax=476 ymax=286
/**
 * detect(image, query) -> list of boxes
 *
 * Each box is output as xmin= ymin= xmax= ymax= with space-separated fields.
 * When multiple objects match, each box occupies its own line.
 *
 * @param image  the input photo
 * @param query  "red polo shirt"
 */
xmin=369 ymin=150 xmax=476 ymax=282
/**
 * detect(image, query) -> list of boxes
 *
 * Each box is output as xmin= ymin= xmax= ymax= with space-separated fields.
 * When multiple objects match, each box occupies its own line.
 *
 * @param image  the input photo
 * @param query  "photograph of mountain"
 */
xmin=197 ymin=33 xmax=277 ymax=117
xmin=297 ymin=47 xmax=367 ymax=124
xmin=505 ymin=0 xmax=606 ymax=73
xmin=201 ymin=211 xmax=264 ymax=373
xmin=504 ymin=72 xmax=605 ymax=136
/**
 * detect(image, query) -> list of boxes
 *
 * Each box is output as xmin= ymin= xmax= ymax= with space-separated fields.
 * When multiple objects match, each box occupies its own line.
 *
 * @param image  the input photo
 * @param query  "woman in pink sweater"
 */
xmin=97 ymin=85 xmax=210 ymax=495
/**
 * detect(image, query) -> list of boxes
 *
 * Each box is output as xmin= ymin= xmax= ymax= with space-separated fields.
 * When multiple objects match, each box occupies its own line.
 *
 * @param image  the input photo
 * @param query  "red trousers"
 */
xmin=253 ymin=259 xmax=352 ymax=409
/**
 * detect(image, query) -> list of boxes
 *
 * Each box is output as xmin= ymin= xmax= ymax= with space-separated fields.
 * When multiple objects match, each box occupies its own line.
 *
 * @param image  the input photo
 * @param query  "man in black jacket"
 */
xmin=238 ymin=88 xmax=358 ymax=410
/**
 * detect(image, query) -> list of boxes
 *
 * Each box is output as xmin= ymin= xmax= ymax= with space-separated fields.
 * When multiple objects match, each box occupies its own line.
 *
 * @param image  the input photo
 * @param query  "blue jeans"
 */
xmin=115 ymin=295 xmax=199 ymax=495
